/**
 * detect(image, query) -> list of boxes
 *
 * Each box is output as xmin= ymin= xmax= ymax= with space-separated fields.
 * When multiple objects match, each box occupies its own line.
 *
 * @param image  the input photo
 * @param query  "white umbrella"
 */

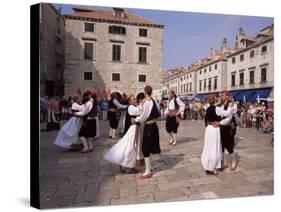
xmin=257 ymin=94 xmax=260 ymax=103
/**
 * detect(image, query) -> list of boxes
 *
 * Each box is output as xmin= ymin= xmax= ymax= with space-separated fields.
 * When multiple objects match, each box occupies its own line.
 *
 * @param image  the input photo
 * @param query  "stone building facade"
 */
xmin=227 ymin=25 xmax=274 ymax=94
xmin=63 ymin=7 xmax=164 ymax=97
xmin=40 ymin=3 xmax=65 ymax=97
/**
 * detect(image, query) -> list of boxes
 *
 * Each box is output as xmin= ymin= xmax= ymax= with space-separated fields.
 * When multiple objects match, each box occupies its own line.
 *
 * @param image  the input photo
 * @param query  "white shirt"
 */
xmin=164 ymin=98 xmax=185 ymax=115
xmin=71 ymin=102 xmax=83 ymax=111
xmin=135 ymin=100 xmax=153 ymax=123
xmin=128 ymin=105 xmax=142 ymax=116
xmin=216 ymin=105 xmax=234 ymax=126
xmin=75 ymin=99 xmax=93 ymax=116
xmin=113 ymin=99 xmax=127 ymax=109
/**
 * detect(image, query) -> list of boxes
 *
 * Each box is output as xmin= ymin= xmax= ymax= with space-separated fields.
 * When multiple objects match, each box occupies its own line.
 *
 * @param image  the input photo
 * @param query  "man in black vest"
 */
xmin=132 ymin=85 xmax=161 ymax=179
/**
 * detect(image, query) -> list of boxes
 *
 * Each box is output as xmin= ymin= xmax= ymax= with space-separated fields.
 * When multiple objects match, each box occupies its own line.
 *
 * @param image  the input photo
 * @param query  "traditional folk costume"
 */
xmin=201 ymin=105 xmax=233 ymax=174
xmin=77 ymin=99 xmax=97 ymax=153
xmin=104 ymin=105 xmax=142 ymax=169
xmin=108 ymin=98 xmax=127 ymax=139
xmin=135 ymin=98 xmax=161 ymax=178
xmin=164 ymin=97 xmax=185 ymax=145
xmin=219 ymin=103 xmax=237 ymax=170
xmin=53 ymin=102 xmax=84 ymax=149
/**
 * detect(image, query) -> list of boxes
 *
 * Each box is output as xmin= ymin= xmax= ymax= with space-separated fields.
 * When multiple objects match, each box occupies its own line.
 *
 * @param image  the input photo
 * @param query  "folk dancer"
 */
xmin=108 ymin=92 xmax=128 ymax=139
xmin=201 ymin=95 xmax=234 ymax=175
xmin=164 ymin=90 xmax=185 ymax=146
xmin=74 ymin=91 xmax=98 ymax=153
xmin=132 ymin=85 xmax=161 ymax=179
xmin=104 ymin=95 xmax=142 ymax=174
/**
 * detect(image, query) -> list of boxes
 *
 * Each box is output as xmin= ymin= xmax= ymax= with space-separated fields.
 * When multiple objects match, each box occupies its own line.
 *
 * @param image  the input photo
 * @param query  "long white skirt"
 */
xmin=54 ymin=117 xmax=83 ymax=149
xmin=104 ymin=125 xmax=138 ymax=168
xmin=201 ymin=125 xmax=222 ymax=171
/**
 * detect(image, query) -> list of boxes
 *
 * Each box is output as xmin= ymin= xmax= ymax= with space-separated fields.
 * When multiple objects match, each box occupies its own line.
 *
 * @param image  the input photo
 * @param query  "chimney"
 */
xmin=221 ymin=37 xmax=227 ymax=52
xmin=210 ymin=47 xmax=215 ymax=59
xmin=239 ymin=27 xmax=244 ymax=35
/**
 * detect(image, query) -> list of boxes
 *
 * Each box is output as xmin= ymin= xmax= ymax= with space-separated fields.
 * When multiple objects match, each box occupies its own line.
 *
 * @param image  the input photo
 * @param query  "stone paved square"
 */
xmin=39 ymin=119 xmax=273 ymax=209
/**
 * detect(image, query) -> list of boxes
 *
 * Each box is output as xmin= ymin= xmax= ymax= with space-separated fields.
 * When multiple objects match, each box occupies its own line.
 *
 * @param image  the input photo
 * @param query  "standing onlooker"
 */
xmin=256 ymin=103 xmax=263 ymax=130
xmin=160 ymin=101 xmax=165 ymax=120
xmin=53 ymin=97 xmax=61 ymax=122
xmin=60 ymin=97 xmax=69 ymax=122
xmin=100 ymin=97 xmax=109 ymax=120
xmin=250 ymin=103 xmax=257 ymax=128
xmin=47 ymin=97 xmax=58 ymax=123
xmin=40 ymin=96 xmax=48 ymax=122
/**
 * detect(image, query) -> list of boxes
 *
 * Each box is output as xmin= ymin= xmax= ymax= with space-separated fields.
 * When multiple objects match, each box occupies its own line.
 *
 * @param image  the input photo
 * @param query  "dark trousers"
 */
xmin=142 ymin=123 xmax=161 ymax=157
xmin=165 ymin=116 xmax=179 ymax=133
xmin=108 ymin=111 xmax=118 ymax=129
xmin=220 ymin=126 xmax=234 ymax=154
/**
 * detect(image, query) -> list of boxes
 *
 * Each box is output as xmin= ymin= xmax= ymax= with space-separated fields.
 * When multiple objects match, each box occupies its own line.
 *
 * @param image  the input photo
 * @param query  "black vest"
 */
xmin=108 ymin=99 xmax=118 ymax=110
xmin=84 ymin=101 xmax=97 ymax=119
xmin=147 ymin=100 xmax=160 ymax=121
xmin=205 ymin=105 xmax=222 ymax=126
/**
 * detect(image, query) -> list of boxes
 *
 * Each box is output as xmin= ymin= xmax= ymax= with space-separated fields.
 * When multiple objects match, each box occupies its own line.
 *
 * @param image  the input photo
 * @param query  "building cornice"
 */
xmin=64 ymin=15 xmax=164 ymax=29
xmin=195 ymin=58 xmax=227 ymax=71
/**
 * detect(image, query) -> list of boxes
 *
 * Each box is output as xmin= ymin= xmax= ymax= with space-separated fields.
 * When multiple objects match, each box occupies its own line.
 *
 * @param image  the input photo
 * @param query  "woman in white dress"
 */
xmin=104 ymin=95 xmax=142 ymax=173
xmin=54 ymin=95 xmax=84 ymax=149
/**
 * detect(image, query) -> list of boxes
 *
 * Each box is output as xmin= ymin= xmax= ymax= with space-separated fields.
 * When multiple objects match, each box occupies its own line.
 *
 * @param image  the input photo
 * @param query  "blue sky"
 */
xmin=53 ymin=3 xmax=273 ymax=71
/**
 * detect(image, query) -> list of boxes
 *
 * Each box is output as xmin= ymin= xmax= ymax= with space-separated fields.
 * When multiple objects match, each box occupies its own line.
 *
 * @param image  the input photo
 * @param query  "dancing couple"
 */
xmin=104 ymin=85 xmax=161 ymax=179
xmin=201 ymin=93 xmax=238 ymax=175
xmin=54 ymin=90 xmax=98 ymax=153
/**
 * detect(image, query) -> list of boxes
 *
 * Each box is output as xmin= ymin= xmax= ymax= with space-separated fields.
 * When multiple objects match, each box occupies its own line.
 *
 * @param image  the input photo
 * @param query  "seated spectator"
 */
xmin=259 ymin=117 xmax=273 ymax=133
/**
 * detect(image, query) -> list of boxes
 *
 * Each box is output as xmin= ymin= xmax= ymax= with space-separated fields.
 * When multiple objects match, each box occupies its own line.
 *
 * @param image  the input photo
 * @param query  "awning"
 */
xmin=230 ymin=87 xmax=272 ymax=102
xmin=195 ymin=93 xmax=208 ymax=100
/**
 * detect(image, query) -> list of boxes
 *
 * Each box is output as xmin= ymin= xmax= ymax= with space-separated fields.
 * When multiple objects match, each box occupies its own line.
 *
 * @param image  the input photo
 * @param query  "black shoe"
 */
xmin=205 ymin=170 xmax=215 ymax=175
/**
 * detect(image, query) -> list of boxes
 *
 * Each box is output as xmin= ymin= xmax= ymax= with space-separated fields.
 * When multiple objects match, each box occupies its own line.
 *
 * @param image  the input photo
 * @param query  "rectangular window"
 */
xmin=109 ymin=25 xmax=126 ymax=35
xmin=112 ymin=44 xmax=121 ymax=61
xmin=231 ymin=74 xmax=235 ymax=87
xmin=261 ymin=68 xmax=267 ymax=82
xmin=250 ymin=71 xmax=255 ymax=84
xmin=84 ymin=23 xmax=94 ymax=32
xmin=84 ymin=42 xmax=93 ymax=60
xmin=139 ymin=28 xmax=147 ymax=37
xmin=240 ymin=54 xmax=244 ymax=61
xmin=138 ymin=74 xmax=146 ymax=82
xmin=209 ymin=66 xmax=212 ymax=72
xmin=84 ymin=72 xmax=92 ymax=80
xmin=204 ymin=68 xmax=206 ymax=73
xmin=239 ymin=72 xmax=244 ymax=85
xmin=208 ymin=78 xmax=212 ymax=90
xmin=112 ymin=73 xmax=120 ymax=81
xmin=138 ymin=47 xmax=147 ymax=64
xmin=232 ymin=57 xmax=236 ymax=64
xmin=204 ymin=80 xmax=207 ymax=89
xmin=215 ymin=64 xmax=217 ymax=70
xmin=250 ymin=50 xmax=255 ymax=58
xmin=199 ymin=80 xmax=202 ymax=91
xmin=214 ymin=77 xmax=217 ymax=90
xmin=261 ymin=45 xmax=267 ymax=53
xmin=199 ymin=70 xmax=202 ymax=74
